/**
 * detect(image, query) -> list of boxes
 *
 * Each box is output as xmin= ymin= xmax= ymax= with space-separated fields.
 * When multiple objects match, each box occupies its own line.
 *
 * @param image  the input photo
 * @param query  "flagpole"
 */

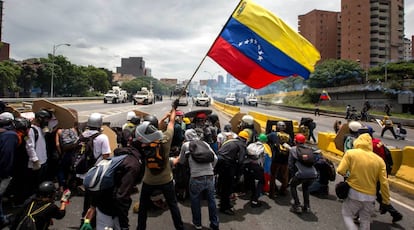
xmin=178 ymin=0 xmax=244 ymax=97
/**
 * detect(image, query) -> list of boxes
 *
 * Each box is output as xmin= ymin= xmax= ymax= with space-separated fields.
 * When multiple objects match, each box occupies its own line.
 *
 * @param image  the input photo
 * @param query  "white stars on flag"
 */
xmin=237 ymin=38 xmax=264 ymax=61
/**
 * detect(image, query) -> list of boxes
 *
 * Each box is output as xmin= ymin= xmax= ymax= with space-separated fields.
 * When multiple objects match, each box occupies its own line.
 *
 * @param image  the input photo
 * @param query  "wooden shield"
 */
xmin=334 ymin=123 xmax=349 ymax=152
xmin=184 ymin=109 xmax=213 ymax=119
xmin=102 ymin=124 xmax=118 ymax=155
xmin=32 ymin=99 xmax=76 ymax=129
xmin=4 ymin=106 xmax=21 ymax=118
xmin=133 ymin=110 xmax=150 ymax=118
xmin=229 ymin=112 xmax=261 ymax=134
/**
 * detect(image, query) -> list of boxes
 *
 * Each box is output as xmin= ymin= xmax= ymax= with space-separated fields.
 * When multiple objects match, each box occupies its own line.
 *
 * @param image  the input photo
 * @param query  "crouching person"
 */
xmin=11 ymin=181 xmax=70 ymax=230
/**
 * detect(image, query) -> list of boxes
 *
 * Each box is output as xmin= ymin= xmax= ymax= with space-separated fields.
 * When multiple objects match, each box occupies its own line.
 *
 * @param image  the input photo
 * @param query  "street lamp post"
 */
xmin=203 ymin=71 xmax=220 ymax=95
xmin=51 ymin=43 xmax=71 ymax=98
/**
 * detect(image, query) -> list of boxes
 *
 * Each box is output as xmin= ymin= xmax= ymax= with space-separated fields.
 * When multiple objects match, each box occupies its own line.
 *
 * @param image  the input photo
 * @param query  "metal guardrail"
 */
xmin=0 ymin=97 xmax=103 ymax=103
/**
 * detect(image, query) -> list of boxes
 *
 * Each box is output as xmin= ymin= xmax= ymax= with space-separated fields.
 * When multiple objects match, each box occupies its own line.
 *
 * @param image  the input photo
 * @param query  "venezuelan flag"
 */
xmin=319 ymin=90 xmax=331 ymax=101
xmin=207 ymin=0 xmax=320 ymax=89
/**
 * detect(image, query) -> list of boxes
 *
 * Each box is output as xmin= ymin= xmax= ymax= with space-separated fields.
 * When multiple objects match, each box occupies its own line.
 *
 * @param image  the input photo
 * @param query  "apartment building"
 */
xmin=298 ymin=10 xmax=341 ymax=61
xmin=341 ymin=0 xmax=404 ymax=68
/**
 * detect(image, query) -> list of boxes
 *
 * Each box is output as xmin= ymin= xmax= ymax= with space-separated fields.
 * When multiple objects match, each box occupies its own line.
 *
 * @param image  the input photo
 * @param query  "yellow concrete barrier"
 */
xmin=248 ymin=111 xmax=300 ymax=133
xmin=318 ymin=132 xmax=344 ymax=157
xmin=389 ymin=148 xmax=403 ymax=176
xmin=212 ymin=101 xmax=240 ymax=117
xmin=395 ymin=146 xmax=414 ymax=184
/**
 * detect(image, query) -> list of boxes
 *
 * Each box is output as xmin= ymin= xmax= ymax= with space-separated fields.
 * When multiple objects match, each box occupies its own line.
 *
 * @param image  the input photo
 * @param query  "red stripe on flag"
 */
xmin=208 ymin=37 xmax=285 ymax=89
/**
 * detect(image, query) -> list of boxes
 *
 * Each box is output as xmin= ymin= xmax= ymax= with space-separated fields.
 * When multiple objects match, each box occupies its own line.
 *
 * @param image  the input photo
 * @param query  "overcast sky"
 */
xmin=3 ymin=0 xmax=414 ymax=82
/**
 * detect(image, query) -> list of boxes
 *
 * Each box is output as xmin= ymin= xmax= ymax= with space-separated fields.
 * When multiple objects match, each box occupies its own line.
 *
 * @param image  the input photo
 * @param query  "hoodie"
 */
xmin=178 ymin=129 xmax=217 ymax=178
xmin=337 ymin=133 xmax=390 ymax=204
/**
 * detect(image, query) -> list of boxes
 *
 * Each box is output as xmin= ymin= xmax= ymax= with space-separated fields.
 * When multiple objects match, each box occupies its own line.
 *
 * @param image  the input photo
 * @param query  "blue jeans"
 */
xmin=137 ymin=181 xmax=183 ymax=230
xmin=189 ymin=175 xmax=219 ymax=228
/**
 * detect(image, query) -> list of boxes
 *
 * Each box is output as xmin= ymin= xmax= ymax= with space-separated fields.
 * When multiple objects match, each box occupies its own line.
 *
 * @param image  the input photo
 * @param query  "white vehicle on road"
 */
xmin=104 ymin=86 xmax=127 ymax=104
xmin=225 ymin=93 xmax=237 ymax=105
xmin=194 ymin=91 xmax=210 ymax=107
xmin=133 ymin=87 xmax=155 ymax=105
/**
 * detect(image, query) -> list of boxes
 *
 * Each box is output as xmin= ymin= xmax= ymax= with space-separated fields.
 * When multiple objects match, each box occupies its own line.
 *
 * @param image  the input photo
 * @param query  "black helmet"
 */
xmin=223 ymin=124 xmax=232 ymax=132
xmin=208 ymin=114 xmax=219 ymax=124
xmin=130 ymin=116 xmax=141 ymax=125
xmin=143 ymin=115 xmax=158 ymax=129
xmin=14 ymin=117 xmax=31 ymax=131
xmin=38 ymin=181 xmax=56 ymax=198
xmin=35 ymin=110 xmax=52 ymax=120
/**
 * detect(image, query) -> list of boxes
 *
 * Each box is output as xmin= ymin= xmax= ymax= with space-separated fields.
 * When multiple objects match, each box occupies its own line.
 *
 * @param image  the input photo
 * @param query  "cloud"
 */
xmin=2 ymin=0 xmax=413 ymax=82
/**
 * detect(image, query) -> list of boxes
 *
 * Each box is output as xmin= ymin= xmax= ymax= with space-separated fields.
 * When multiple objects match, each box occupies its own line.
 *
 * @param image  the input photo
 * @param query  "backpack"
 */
xmin=247 ymin=142 xmax=264 ymax=160
xmin=16 ymin=201 xmax=51 ymax=230
xmin=296 ymin=145 xmax=316 ymax=167
xmin=73 ymin=132 xmax=101 ymax=174
xmin=325 ymin=158 xmax=336 ymax=181
xmin=60 ymin=128 xmax=79 ymax=152
xmin=83 ymin=154 xmax=128 ymax=192
xmin=144 ymin=143 xmax=166 ymax=174
xmin=188 ymin=140 xmax=214 ymax=163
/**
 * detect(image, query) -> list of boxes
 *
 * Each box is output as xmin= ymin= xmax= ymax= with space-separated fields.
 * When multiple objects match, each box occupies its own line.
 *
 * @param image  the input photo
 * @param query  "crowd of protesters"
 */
xmin=0 ymin=99 xmax=405 ymax=229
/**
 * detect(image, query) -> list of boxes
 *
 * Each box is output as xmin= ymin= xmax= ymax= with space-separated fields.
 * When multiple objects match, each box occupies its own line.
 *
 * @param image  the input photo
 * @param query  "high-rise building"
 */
xmin=403 ymin=37 xmax=412 ymax=61
xmin=298 ymin=10 xmax=341 ymax=61
xmin=341 ymin=0 xmax=404 ymax=68
xmin=0 ymin=0 xmax=10 ymax=61
xmin=116 ymin=57 xmax=145 ymax=77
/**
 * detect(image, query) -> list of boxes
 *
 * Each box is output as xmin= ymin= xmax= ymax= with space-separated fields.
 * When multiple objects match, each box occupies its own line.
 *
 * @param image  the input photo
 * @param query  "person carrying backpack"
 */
xmin=11 ymin=181 xmax=71 ymax=230
xmin=24 ymin=110 xmax=52 ymax=204
xmin=288 ymin=133 xmax=318 ymax=214
xmin=81 ymin=147 xmax=143 ymax=230
xmin=0 ymin=112 xmax=18 ymax=228
xmin=134 ymin=101 xmax=184 ymax=230
xmin=173 ymin=129 xmax=219 ymax=230
xmin=78 ymin=113 xmax=111 ymax=227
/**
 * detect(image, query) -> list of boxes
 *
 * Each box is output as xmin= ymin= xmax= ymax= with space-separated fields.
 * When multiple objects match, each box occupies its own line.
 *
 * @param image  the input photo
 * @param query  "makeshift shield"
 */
xmin=229 ymin=112 xmax=261 ymax=135
xmin=32 ymin=99 xmax=76 ymax=129
xmin=334 ymin=123 xmax=349 ymax=152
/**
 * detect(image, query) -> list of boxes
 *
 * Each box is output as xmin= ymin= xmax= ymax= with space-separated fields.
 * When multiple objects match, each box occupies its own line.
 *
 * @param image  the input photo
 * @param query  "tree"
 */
xmin=308 ymin=59 xmax=362 ymax=88
xmin=0 ymin=61 xmax=21 ymax=97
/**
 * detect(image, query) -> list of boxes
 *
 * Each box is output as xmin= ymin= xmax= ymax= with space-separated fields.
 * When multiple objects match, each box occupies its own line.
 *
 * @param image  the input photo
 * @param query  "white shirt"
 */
xmin=25 ymin=125 xmax=48 ymax=168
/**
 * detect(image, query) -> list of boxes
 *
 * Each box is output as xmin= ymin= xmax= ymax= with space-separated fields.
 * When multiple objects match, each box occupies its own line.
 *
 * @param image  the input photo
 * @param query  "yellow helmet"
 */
xmin=238 ymin=131 xmax=250 ymax=140
xmin=183 ymin=117 xmax=191 ymax=125
xmin=384 ymin=116 xmax=389 ymax=119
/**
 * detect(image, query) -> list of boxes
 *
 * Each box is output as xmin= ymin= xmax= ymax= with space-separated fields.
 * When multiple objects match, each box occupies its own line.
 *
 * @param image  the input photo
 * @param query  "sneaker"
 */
xmin=290 ymin=205 xmax=302 ymax=214
xmin=209 ymin=224 xmax=219 ymax=230
xmin=302 ymin=206 xmax=311 ymax=213
xmin=251 ymin=201 xmax=262 ymax=208
xmin=392 ymin=213 xmax=403 ymax=223
xmin=220 ymin=208 xmax=235 ymax=216
xmin=192 ymin=222 xmax=202 ymax=230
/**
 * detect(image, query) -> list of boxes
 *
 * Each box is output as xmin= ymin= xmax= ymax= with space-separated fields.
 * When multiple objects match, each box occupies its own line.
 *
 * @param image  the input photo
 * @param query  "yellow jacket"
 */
xmin=337 ymin=133 xmax=390 ymax=204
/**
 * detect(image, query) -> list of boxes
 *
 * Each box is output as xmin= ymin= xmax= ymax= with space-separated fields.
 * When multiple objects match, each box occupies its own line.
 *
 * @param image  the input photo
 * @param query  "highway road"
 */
xmin=45 ymin=99 xmax=414 ymax=230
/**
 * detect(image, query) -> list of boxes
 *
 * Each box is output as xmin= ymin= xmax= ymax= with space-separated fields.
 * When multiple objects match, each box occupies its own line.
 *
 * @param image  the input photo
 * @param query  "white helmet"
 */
xmin=277 ymin=121 xmax=286 ymax=131
xmin=241 ymin=115 xmax=254 ymax=126
xmin=126 ymin=111 xmax=136 ymax=121
xmin=348 ymin=121 xmax=362 ymax=132
xmin=135 ymin=121 xmax=163 ymax=143
xmin=87 ymin=113 xmax=103 ymax=128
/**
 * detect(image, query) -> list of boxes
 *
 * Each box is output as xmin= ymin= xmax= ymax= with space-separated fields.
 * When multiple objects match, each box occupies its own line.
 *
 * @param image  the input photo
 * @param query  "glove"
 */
xmin=80 ymin=219 xmax=93 ymax=230
xmin=172 ymin=99 xmax=179 ymax=109
xmin=32 ymin=160 xmax=41 ymax=170
xmin=61 ymin=189 xmax=71 ymax=204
